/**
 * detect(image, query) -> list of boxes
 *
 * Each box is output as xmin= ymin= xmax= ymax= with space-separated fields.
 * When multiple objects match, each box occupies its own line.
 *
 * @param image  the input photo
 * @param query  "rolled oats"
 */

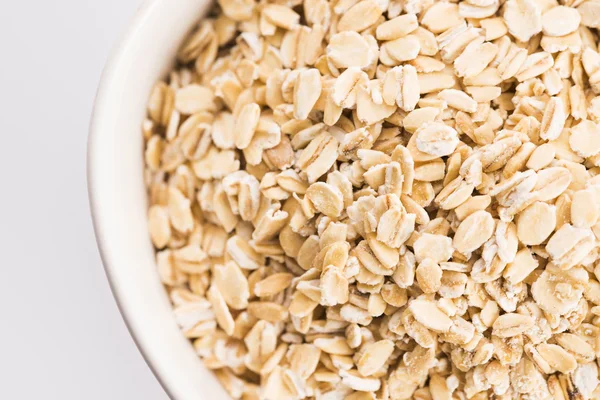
xmin=148 ymin=205 xmax=171 ymax=249
xmin=382 ymin=65 xmax=419 ymax=112
xmin=492 ymin=313 xmax=534 ymax=338
xmin=327 ymin=32 xmax=375 ymax=70
xmin=540 ymin=97 xmax=566 ymax=141
xmin=569 ymin=120 xmax=600 ymax=158
xmin=418 ymin=72 xmax=457 ymax=94
xmin=375 ymin=14 xmax=418 ymax=41
xmin=320 ymin=266 xmax=349 ymax=306
xmin=571 ymin=188 xmax=599 ymax=229
xmin=409 ymin=298 xmax=453 ymax=332
xmin=254 ymin=273 xmax=294 ymax=297
xmin=213 ymin=261 xmax=249 ymax=310
xmin=293 ymin=69 xmax=321 ymax=120
xmin=546 ymin=224 xmax=596 ymax=269
xmin=531 ymin=264 xmax=588 ymax=314
xmin=416 ymin=258 xmax=443 ymax=294
xmin=504 ymin=0 xmax=542 ymax=42
xmin=526 ymin=143 xmax=555 ymax=171
xmin=174 ymin=84 xmax=216 ymax=115
xmin=234 ymin=103 xmax=260 ymax=149
xmin=355 ymin=339 xmax=394 ymax=376
xmin=503 ymin=247 xmax=538 ymax=285
xmin=577 ymin=0 xmax=600 ymax=28
xmin=167 ymin=187 xmax=194 ymax=233
xmin=415 ymin=122 xmax=459 ymax=157
xmin=516 ymin=201 xmax=556 ymax=245
xmin=337 ymin=0 xmax=383 ymax=33
xmin=305 ymin=182 xmax=343 ymax=218
xmin=536 ymin=343 xmax=578 ymax=374
xmin=413 ymin=233 xmax=454 ymax=263
xmin=453 ymin=210 xmax=495 ymax=254
xmin=516 ymin=51 xmax=554 ymax=82
xmin=422 ymin=2 xmax=463 ymax=34
xmin=144 ymin=1 xmax=600 ymax=398
xmin=382 ymin=36 xmax=421 ymax=63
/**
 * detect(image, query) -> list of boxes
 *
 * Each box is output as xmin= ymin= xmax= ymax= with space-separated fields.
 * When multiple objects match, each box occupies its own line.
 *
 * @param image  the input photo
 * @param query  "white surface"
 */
xmin=0 ymin=1 xmax=168 ymax=399
xmin=88 ymin=0 xmax=228 ymax=399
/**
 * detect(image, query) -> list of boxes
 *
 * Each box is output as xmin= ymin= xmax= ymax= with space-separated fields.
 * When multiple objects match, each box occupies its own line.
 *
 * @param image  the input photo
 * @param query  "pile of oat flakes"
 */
xmin=143 ymin=0 xmax=600 ymax=398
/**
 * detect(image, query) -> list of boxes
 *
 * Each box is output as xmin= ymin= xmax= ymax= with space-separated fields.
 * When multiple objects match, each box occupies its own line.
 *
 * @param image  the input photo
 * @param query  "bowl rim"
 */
xmin=87 ymin=0 xmax=175 ymax=398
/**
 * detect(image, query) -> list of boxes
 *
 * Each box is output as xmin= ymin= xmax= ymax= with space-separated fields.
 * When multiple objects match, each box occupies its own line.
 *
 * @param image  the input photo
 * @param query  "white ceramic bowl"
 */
xmin=88 ymin=1 xmax=229 ymax=399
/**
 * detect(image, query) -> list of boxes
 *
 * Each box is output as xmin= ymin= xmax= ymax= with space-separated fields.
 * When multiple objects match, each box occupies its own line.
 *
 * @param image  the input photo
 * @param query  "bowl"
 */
xmin=87 ymin=1 xmax=229 ymax=399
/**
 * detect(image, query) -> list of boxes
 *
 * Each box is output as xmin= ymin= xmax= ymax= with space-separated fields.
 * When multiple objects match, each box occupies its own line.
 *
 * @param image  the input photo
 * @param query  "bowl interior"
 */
xmin=88 ymin=1 xmax=229 ymax=399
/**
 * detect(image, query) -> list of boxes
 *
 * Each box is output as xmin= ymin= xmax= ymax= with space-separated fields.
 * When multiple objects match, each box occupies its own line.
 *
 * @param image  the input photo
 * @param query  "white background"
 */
xmin=0 ymin=1 xmax=169 ymax=399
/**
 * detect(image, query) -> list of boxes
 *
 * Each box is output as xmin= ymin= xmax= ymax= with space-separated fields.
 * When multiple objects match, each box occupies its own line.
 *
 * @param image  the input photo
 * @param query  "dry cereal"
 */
xmin=143 ymin=1 xmax=600 ymax=398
